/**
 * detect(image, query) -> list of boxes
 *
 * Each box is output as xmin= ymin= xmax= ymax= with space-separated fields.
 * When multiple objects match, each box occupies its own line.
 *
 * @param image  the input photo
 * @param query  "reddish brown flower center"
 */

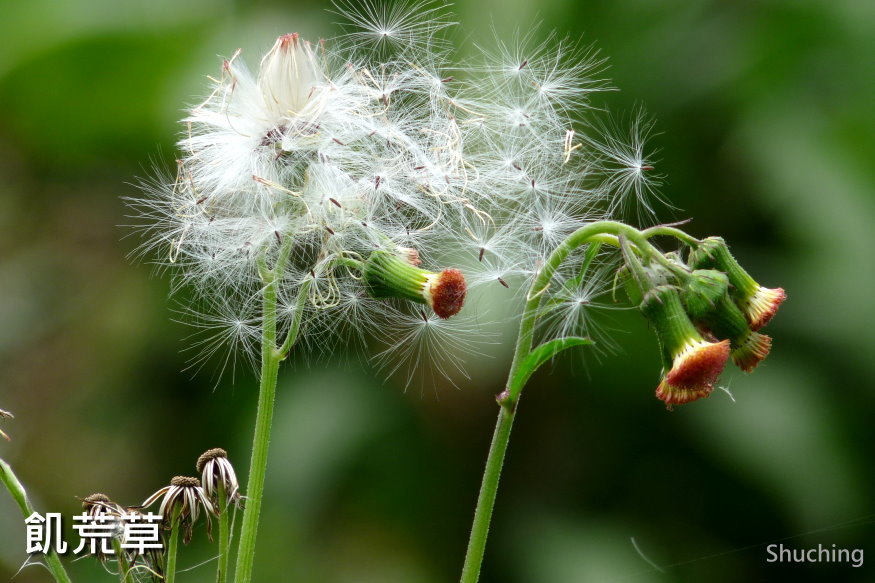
xmin=430 ymin=268 xmax=467 ymax=319
xmin=665 ymin=340 xmax=730 ymax=389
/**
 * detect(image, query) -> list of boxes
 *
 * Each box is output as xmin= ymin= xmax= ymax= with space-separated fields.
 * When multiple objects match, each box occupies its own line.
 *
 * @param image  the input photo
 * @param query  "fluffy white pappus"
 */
xmin=177 ymin=294 xmax=262 ymax=384
xmin=536 ymin=255 xmax=626 ymax=358
xmin=129 ymin=3 xmax=670 ymax=387
xmin=372 ymin=303 xmax=488 ymax=391
xmin=583 ymin=107 xmax=670 ymax=224
xmin=332 ymin=0 xmax=455 ymax=56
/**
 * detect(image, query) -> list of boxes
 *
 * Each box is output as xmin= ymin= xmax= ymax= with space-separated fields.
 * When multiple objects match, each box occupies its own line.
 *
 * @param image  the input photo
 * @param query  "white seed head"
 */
xmin=128 ymin=4 xmax=669 ymax=386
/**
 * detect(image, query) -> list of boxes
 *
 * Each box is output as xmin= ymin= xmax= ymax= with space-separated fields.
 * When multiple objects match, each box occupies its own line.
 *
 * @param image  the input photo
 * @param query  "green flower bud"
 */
xmin=689 ymin=291 xmax=772 ymax=373
xmin=618 ymin=261 xmax=674 ymax=307
xmin=688 ymin=237 xmax=786 ymax=330
xmin=681 ymin=268 xmax=772 ymax=372
xmin=681 ymin=269 xmax=729 ymax=319
xmin=639 ymin=286 xmax=730 ymax=408
xmin=364 ymin=249 xmax=467 ymax=319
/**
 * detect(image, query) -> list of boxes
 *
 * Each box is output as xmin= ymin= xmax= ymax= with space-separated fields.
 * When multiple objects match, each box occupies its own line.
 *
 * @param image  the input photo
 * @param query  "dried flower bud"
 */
xmin=142 ymin=476 xmax=214 ymax=544
xmin=76 ymin=493 xmax=126 ymax=561
xmin=364 ymin=249 xmax=466 ymax=318
xmin=81 ymin=492 xmax=123 ymax=516
xmin=689 ymin=237 xmax=786 ymax=330
xmin=640 ymin=286 xmax=730 ymax=407
xmin=197 ymin=448 xmax=242 ymax=510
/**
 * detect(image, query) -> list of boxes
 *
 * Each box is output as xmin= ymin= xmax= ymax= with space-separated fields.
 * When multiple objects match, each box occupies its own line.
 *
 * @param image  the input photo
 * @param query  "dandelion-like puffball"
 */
xmin=130 ymin=3 xmax=662 ymax=383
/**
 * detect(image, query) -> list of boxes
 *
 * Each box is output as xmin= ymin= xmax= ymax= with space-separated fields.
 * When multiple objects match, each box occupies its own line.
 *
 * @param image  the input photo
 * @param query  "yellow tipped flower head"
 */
xmin=688 ymin=237 xmax=786 ymax=331
xmin=681 ymin=269 xmax=772 ymax=372
xmin=640 ymin=286 xmax=730 ymax=408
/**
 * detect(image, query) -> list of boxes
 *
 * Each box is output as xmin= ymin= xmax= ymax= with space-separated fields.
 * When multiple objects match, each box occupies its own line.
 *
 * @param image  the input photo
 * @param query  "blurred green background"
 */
xmin=1 ymin=0 xmax=873 ymax=581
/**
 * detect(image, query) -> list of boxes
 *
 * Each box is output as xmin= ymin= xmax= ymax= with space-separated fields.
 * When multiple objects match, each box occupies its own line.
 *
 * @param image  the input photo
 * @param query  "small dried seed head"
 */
xmin=197 ymin=447 xmax=243 ymax=509
xmin=170 ymin=476 xmax=201 ymax=488
xmin=196 ymin=448 xmax=228 ymax=474
xmin=81 ymin=493 xmax=119 ymax=514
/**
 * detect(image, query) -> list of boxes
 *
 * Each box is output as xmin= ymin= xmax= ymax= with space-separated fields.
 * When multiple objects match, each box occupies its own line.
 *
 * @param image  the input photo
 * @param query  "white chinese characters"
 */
xmin=25 ymin=511 xmax=162 ymax=555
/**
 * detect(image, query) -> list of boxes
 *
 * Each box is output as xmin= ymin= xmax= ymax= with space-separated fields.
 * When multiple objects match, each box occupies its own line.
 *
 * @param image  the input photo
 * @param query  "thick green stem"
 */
xmin=460 ymin=220 xmax=667 ymax=582
xmin=234 ymin=266 xmax=282 ymax=583
xmin=0 ymin=459 xmax=72 ymax=583
xmin=216 ymin=484 xmax=230 ymax=583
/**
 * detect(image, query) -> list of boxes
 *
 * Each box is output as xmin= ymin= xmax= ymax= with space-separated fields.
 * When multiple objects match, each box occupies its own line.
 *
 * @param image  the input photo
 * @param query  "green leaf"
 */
xmin=1 ymin=458 xmax=73 ymax=583
xmin=0 ymin=457 xmax=32 ymax=516
xmin=512 ymin=337 xmax=593 ymax=394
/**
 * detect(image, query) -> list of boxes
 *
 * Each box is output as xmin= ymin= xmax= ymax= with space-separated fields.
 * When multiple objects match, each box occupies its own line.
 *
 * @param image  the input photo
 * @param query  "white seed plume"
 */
xmin=128 ymin=3 xmax=665 ymax=384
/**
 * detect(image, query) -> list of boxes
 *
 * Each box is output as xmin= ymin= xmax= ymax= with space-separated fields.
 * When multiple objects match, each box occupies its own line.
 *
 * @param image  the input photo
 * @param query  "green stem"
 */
xmin=641 ymin=225 xmax=701 ymax=246
xmin=112 ymin=539 xmax=132 ymax=583
xmin=460 ymin=405 xmax=515 ymax=583
xmin=278 ymin=278 xmax=311 ymax=359
xmin=234 ymin=266 xmax=282 ymax=583
xmin=165 ymin=513 xmax=180 ymax=583
xmin=460 ymin=220 xmax=663 ymax=582
xmin=217 ymin=484 xmax=230 ymax=583
xmin=0 ymin=459 xmax=72 ymax=583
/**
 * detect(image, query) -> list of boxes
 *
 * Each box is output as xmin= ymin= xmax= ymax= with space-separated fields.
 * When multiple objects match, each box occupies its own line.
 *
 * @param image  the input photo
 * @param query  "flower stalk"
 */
xmin=234 ymin=260 xmax=283 ymax=583
xmin=460 ymin=219 xmax=780 ymax=581
xmin=461 ymin=220 xmax=676 ymax=581
xmin=216 ymin=483 xmax=230 ymax=583
xmin=165 ymin=506 xmax=182 ymax=583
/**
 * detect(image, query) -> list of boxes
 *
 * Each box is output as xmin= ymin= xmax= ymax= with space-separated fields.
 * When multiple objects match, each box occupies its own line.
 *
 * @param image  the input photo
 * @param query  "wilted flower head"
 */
xmin=77 ymin=493 xmax=126 ymax=562
xmin=129 ymin=3 xmax=664 ymax=383
xmin=196 ymin=448 xmax=242 ymax=509
xmin=81 ymin=492 xmax=124 ymax=517
xmin=142 ymin=476 xmax=214 ymax=544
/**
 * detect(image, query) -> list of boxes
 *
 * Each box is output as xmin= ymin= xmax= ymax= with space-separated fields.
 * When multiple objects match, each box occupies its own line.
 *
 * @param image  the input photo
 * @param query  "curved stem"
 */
xmin=510 ymin=221 xmax=651 ymax=402
xmin=460 ymin=220 xmax=666 ymax=582
xmin=234 ymin=267 xmax=282 ymax=583
xmin=641 ymin=225 xmax=701 ymax=245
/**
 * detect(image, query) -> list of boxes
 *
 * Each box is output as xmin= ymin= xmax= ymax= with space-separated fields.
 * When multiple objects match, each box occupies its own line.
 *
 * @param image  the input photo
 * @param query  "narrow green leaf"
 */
xmin=0 ymin=457 xmax=32 ymax=516
xmin=1 ymin=458 xmax=73 ymax=583
xmin=512 ymin=336 xmax=593 ymax=393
